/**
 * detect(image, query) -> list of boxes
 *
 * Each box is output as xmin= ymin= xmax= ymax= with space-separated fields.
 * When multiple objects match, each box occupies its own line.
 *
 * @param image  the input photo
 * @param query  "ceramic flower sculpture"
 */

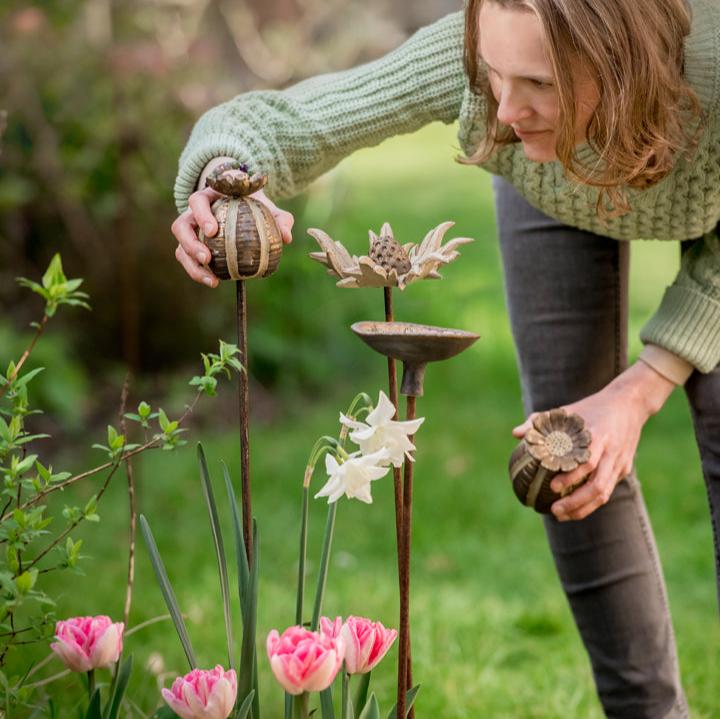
xmin=307 ymin=221 xmax=473 ymax=290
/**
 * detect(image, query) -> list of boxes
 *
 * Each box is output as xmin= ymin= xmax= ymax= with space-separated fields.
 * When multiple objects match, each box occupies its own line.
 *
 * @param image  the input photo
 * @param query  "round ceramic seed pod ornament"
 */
xmin=508 ymin=408 xmax=592 ymax=514
xmin=199 ymin=161 xmax=283 ymax=280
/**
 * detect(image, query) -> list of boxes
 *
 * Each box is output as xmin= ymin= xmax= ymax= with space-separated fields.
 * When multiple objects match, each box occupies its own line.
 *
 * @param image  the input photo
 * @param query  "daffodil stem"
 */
xmin=397 ymin=395 xmax=417 ymax=719
xmin=296 ymin=488 xmax=309 ymax=625
xmin=306 ymin=437 xmax=341 ymax=479
xmin=311 ymin=502 xmax=337 ymax=631
xmin=344 ymin=392 xmax=373 ymax=421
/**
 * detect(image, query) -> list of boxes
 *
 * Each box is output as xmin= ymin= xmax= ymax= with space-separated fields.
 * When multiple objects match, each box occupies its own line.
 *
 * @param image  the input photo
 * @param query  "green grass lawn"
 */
xmin=12 ymin=123 xmax=720 ymax=717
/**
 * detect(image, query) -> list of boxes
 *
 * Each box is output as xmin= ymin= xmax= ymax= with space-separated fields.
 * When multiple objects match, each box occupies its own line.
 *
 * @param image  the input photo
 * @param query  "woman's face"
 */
xmin=478 ymin=1 xmax=599 ymax=162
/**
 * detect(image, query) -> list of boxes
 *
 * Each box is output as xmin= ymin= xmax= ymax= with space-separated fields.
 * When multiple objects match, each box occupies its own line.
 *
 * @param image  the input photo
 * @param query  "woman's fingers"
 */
xmin=551 ymin=454 xmax=616 ymax=521
xmin=172 ymin=209 xmax=212 ymax=265
xmin=512 ymin=412 xmax=538 ymax=438
xmin=188 ymin=188 xmax=222 ymax=238
xmin=253 ymin=190 xmax=294 ymax=244
xmin=171 ymin=188 xmax=224 ymax=285
xmin=174 ymin=244 xmax=218 ymax=288
xmin=550 ymin=453 xmax=599 ymax=493
xmin=274 ymin=208 xmax=295 ymax=244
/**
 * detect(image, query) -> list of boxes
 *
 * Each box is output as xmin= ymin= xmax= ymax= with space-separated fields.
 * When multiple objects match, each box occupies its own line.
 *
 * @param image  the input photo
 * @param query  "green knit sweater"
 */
xmin=175 ymin=0 xmax=720 ymax=372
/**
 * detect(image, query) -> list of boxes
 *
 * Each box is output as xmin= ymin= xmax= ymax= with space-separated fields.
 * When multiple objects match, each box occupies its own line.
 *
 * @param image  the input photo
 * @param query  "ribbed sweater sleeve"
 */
xmin=640 ymin=229 xmax=720 ymax=372
xmin=174 ymin=11 xmax=467 ymax=211
xmin=639 ymin=0 xmax=720 ymax=372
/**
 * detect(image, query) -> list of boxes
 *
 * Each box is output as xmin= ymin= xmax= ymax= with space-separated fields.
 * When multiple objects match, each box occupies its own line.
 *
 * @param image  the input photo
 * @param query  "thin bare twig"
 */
xmin=0 ymin=315 xmax=49 ymax=401
xmin=119 ymin=374 xmax=137 ymax=628
xmin=1 ymin=389 xmax=204 ymax=522
xmin=24 ymin=462 xmax=120 ymax=571
xmin=124 ymin=614 xmax=172 ymax=638
xmin=23 ymin=669 xmax=70 ymax=691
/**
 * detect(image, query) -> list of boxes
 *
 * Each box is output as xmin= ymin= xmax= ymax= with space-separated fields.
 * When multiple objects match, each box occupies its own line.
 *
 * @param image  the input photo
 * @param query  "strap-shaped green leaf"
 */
xmin=105 ymin=655 xmax=133 ymax=719
xmin=223 ymin=464 xmax=250 ymax=609
xmin=198 ymin=445 xmax=234 ymax=669
xmin=223 ymin=465 xmax=258 ymax=717
xmin=358 ymin=693 xmax=380 ymax=719
xmin=311 ymin=503 xmax=337 ymax=631
xmin=385 ymin=685 xmax=420 ymax=719
xmin=84 ymin=689 xmax=102 ymax=719
xmin=238 ymin=521 xmax=259 ymax=718
xmin=353 ymin=672 xmax=371 ymax=718
xmin=236 ymin=690 xmax=255 ymax=719
xmin=139 ymin=515 xmax=196 ymax=669
xmin=320 ymin=686 xmax=336 ymax=719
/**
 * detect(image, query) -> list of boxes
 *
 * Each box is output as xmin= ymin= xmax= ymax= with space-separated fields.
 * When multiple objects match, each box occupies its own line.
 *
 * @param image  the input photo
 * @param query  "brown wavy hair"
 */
xmin=461 ymin=0 xmax=704 ymax=217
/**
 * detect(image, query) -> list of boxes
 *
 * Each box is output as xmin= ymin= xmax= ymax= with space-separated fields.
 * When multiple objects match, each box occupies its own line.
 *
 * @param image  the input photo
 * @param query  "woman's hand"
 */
xmin=512 ymin=361 xmax=676 ymax=521
xmin=171 ymin=187 xmax=295 ymax=287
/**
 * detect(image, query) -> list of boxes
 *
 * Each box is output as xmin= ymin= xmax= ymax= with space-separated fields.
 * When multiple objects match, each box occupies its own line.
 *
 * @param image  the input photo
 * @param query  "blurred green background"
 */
xmin=1 ymin=1 xmax=718 ymax=717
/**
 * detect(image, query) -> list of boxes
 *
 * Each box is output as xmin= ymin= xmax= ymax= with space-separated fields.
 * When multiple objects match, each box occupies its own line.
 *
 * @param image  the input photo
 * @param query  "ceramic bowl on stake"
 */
xmin=351 ymin=319 xmax=479 ymax=719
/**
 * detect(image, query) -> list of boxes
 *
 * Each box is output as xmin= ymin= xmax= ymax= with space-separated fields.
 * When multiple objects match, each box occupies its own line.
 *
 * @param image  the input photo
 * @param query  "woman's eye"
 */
xmin=531 ymin=79 xmax=553 ymax=89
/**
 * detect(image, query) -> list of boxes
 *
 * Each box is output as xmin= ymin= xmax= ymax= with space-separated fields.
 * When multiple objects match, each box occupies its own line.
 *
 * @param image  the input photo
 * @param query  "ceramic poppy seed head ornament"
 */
xmin=509 ymin=408 xmax=592 ymax=514
xmin=199 ymin=160 xmax=282 ymax=280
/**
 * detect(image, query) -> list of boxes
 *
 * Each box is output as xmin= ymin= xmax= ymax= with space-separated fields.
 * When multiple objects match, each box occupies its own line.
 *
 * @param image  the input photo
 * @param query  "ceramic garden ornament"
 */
xmin=308 ymin=221 xmax=473 ymax=290
xmin=509 ymin=408 xmax=593 ymax=513
xmin=199 ymin=160 xmax=283 ymax=281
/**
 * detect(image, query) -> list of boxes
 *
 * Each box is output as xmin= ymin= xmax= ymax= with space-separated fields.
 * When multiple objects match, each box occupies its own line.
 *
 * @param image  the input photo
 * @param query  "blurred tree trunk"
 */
xmin=108 ymin=0 xmax=141 ymax=370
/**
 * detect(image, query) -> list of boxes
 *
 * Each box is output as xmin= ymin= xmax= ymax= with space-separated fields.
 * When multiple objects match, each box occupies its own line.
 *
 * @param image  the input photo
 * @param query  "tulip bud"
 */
xmin=50 ymin=615 xmax=124 ymax=672
xmin=267 ymin=625 xmax=345 ymax=695
xmin=339 ymin=616 xmax=397 ymax=675
xmin=161 ymin=666 xmax=237 ymax=719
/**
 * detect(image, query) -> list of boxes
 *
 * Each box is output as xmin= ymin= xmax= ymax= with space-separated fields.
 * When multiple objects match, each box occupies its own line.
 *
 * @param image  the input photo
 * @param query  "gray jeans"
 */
xmin=494 ymin=176 xmax=720 ymax=718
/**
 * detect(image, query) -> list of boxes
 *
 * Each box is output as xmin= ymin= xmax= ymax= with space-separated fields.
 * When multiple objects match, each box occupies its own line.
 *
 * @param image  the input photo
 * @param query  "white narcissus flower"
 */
xmin=314 ymin=449 xmax=391 ymax=504
xmin=340 ymin=391 xmax=425 ymax=468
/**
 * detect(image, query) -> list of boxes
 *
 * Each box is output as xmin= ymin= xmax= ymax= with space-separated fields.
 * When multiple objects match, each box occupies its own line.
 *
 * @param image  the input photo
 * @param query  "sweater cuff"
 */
xmin=638 ymin=344 xmax=694 ymax=385
xmin=640 ymin=284 xmax=720 ymax=373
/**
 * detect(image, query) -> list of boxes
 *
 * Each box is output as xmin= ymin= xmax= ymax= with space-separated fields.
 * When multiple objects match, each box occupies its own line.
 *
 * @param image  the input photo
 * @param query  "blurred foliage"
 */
xmin=0 ymin=0 xmax=460 ymax=409
xmin=0 ymin=255 xmax=245 ymax=712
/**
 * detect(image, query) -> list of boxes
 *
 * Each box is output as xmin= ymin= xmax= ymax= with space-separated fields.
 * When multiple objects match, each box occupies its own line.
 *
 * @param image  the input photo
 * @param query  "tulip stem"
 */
xmin=342 ymin=670 xmax=350 ymax=719
xmin=293 ymin=692 xmax=310 ymax=719
xmin=87 ymin=669 xmax=95 ymax=701
xmin=311 ymin=502 xmax=337 ymax=631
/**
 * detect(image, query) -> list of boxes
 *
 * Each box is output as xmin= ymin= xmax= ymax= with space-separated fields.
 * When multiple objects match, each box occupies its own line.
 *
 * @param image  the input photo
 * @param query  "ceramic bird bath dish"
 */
xmin=351 ymin=321 xmax=480 ymax=396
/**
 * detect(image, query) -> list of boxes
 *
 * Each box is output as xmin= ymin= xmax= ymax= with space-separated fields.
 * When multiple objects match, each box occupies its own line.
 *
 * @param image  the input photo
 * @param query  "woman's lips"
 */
xmin=514 ymin=128 xmax=550 ymax=140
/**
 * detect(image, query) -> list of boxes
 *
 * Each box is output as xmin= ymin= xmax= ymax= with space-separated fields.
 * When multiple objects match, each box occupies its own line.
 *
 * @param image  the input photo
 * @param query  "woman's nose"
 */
xmin=496 ymin=84 xmax=532 ymax=126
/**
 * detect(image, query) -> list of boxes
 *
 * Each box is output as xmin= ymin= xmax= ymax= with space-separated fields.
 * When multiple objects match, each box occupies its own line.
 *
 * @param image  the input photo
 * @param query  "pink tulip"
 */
xmin=340 ymin=616 xmax=397 ymax=675
xmin=319 ymin=615 xmax=343 ymax=639
xmin=161 ymin=666 xmax=237 ymax=719
xmin=266 ymin=625 xmax=345 ymax=695
xmin=50 ymin=615 xmax=124 ymax=672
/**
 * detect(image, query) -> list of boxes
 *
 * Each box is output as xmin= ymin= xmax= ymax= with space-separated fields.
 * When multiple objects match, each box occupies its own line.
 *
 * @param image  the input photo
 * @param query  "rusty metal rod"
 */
xmin=237 ymin=280 xmax=252 ymax=563
xmin=384 ymin=287 xmax=404 ymax=556
xmin=397 ymin=394 xmax=417 ymax=719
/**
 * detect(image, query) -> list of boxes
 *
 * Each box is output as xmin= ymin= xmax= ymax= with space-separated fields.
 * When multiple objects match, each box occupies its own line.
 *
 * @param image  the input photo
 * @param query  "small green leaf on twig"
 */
xmin=17 ymin=254 xmax=90 ymax=317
